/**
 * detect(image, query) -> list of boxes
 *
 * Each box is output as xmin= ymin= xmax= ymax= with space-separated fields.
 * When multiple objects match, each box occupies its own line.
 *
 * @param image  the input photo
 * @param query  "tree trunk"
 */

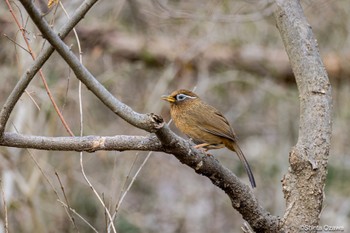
xmin=274 ymin=0 xmax=332 ymax=232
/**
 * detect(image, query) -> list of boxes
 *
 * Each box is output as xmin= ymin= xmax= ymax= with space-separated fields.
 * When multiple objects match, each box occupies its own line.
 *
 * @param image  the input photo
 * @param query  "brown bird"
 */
xmin=162 ymin=89 xmax=256 ymax=188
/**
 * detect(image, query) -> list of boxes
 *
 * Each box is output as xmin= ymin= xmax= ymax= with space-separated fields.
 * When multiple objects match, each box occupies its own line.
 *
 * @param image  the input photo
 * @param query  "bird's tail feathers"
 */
xmin=225 ymin=141 xmax=256 ymax=188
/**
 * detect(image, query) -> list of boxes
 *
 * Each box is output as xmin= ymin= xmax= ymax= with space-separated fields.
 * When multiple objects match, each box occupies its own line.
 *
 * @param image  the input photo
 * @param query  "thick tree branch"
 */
xmin=155 ymin=125 xmax=281 ymax=232
xmin=274 ymin=0 xmax=332 ymax=231
xmin=18 ymin=0 xmax=157 ymax=133
xmin=0 ymin=132 xmax=163 ymax=152
xmin=0 ymin=0 xmax=99 ymax=135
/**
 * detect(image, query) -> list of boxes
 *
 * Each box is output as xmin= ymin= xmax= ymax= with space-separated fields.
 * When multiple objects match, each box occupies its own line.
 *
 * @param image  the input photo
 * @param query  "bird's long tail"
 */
xmin=225 ymin=141 xmax=256 ymax=188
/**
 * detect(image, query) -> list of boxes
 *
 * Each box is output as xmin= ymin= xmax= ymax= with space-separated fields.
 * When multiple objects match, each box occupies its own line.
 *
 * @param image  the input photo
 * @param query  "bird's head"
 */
xmin=162 ymin=89 xmax=199 ymax=106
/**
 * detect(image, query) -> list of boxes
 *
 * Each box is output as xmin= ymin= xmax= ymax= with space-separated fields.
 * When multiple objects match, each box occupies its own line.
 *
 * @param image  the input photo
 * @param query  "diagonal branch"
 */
xmin=155 ymin=125 xmax=281 ymax=232
xmin=18 ymin=0 xmax=156 ymax=133
xmin=0 ymin=0 xmax=99 ymax=135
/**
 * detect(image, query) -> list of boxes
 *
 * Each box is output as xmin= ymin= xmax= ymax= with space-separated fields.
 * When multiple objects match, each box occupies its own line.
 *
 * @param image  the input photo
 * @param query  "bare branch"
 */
xmin=0 ymin=132 xmax=163 ymax=152
xmin=274 ymin=0 xmax=332 ymax=231
xmin=0 ymin=0 xmax=99 ymax=135
xmin=155 ymin=125 xmax=281 ymax=232
xmin=58 ymin=200 xmax=99 ymax=233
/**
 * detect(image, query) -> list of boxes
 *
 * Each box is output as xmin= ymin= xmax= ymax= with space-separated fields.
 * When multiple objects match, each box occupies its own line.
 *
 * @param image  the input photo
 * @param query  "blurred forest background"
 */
xmin=0 ymin=0 xmax=349 ymax=232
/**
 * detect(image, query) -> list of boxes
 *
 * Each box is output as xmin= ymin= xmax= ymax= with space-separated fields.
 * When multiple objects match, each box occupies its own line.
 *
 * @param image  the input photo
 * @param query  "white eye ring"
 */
xmin=176 ymin=94 xmax=196 ymax=101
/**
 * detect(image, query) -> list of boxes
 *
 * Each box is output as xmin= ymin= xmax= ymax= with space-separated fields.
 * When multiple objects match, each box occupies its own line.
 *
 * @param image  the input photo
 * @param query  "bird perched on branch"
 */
xmin=162 ymin=89 xmax=256 ymax=188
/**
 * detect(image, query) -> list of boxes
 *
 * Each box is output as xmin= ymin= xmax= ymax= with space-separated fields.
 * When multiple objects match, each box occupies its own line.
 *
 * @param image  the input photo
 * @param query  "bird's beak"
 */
xmin=161 ymin=95 xmax=176 ymax=103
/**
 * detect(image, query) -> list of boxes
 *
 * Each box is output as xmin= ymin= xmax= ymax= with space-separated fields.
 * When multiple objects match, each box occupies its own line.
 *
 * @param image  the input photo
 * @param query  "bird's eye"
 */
xmin=175 ymin=93 xmax=196 ymax=102
xmin=176 ymin=94 xmax=188 ymax=101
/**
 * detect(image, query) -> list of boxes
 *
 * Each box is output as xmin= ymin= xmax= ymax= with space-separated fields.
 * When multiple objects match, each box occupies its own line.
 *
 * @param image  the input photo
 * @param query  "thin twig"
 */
xmin=3 ymin=33 xmax=31 ymax=54
xmin=58 ymin=200 xmax=99 ymax=233
xmin=11 ymin=124 xmax=59 ymax=196
xmin=55 ymin=171 xmax=80 ymax=232
xmin=109 ymin=151 xmax=153 ymax=230
xmin=108 ymin=151 xmax=152 ymax=232
xmin=4 ymin=34 xmax=41 ymax=112
xmin=12 ymin=125 xmax=90 ymax=232
xmin=109 ymin=118 xmax=177 ymax=231
xmin=59 ymin=0 xmax=84 ymax=134
xmin=0 ymin=0 xmax=99 ymax=135
xmin=80 ymin=156 xmax=117 ymax=233
xmin=24 ymin=90 xmax=41 ymax=111
xmin=113 ymin=152 xmax=140 ymax=214
xmin=103 ymin=193 xmax=108 ymax=231
xmin=12 ymin=124 xmax=80 ymax=231
xmin=4 ymin=0 xmax=74 ymax=136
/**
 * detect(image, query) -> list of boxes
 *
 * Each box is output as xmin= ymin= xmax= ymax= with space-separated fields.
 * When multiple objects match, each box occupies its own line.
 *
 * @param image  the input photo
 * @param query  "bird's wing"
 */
xmin=193 ymin=104 xmax=238 ymax=142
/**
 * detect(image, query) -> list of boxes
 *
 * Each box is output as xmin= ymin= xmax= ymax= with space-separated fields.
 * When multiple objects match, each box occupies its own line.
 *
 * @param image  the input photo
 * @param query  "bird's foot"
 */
xmin=193 ymin=144 xmax=213 ymax=156
xmin=194 ymin=143 xmax=210 ymax=150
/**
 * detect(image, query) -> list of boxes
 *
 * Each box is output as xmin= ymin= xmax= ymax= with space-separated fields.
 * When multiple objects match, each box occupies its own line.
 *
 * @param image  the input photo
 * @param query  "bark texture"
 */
xmin=274 ymin=1 xmax=332 ymax=232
